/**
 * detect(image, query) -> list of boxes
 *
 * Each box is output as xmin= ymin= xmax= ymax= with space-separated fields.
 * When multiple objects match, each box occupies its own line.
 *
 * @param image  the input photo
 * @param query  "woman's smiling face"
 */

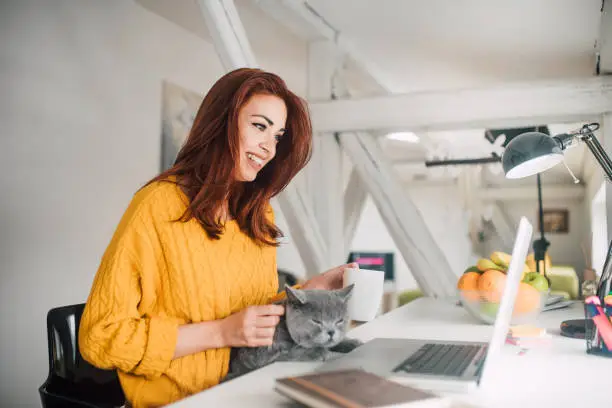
xmin=235 ymin=93 xmax=287 ymax=182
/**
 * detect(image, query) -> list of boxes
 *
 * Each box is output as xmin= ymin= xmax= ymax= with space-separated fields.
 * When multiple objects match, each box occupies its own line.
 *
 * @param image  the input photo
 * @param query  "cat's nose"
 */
xmin=327 ymin=330 xmax=334 ymax=338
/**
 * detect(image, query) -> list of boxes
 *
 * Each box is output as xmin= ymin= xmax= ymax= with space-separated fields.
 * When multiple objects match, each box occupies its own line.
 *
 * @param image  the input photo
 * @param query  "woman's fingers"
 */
xmin=256 ymin=315 xmax=280 ymax=328
xmin=255 ymin=327 xmax=276 ymax=339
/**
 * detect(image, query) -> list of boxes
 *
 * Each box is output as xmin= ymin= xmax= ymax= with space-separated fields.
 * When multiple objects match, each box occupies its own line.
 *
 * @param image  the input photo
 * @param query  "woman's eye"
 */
xmin=253 ymin=123 xmax=266 ymax=131
xmin=274 ymin=134 xmax=283 ymax=142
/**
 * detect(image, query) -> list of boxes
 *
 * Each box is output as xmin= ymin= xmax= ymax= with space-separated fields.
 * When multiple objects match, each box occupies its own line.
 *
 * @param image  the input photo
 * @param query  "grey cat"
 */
xmin=224 ymin=285 xmax=363 ymax=381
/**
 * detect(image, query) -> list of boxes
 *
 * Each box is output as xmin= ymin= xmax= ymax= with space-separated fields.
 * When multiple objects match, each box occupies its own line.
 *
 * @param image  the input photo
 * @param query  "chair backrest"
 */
xmin=40 ymin=303 xmax=125 ymax=407
xmin=277 ymin=268 xmax=298 ymax=291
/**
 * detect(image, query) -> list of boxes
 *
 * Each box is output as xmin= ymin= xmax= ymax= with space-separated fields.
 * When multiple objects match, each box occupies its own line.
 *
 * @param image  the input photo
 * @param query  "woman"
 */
xmin=78 ymin=68 xmax=355 ymax=408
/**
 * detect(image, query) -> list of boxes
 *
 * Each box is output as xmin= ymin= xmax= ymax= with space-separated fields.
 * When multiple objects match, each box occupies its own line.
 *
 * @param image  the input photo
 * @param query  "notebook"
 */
xmin=274 ymin=369 xmax=450 ymax=408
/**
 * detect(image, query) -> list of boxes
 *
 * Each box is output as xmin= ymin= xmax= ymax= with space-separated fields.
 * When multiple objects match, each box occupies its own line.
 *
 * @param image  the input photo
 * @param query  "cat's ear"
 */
xmin=285 ymin=285 xmax=307 ymax=304
xmin=337 ymin=284 xmax=355 ymax=301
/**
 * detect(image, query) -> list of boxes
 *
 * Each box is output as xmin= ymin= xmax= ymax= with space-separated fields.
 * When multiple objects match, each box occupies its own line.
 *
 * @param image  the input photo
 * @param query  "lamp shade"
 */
xmin=501 ymin=131 xmax=564 ymax=179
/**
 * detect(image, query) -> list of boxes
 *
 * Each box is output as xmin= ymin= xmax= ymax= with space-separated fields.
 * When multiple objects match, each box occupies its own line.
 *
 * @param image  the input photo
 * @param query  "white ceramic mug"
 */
xmin=343 ymin=267 xmax=385 ymax=322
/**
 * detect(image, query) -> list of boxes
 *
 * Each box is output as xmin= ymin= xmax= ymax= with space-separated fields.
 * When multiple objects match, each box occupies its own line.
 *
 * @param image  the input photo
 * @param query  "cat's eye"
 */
xmin=337 ymin=319 xmax=345 ymax=325
xmin=312 ymin=319 xmax=322 ymax=325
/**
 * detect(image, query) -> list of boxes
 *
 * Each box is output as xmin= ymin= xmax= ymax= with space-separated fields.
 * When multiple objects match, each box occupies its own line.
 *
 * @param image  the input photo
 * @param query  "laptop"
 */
xmin=316 ymin=217 xmax=533 ymax=393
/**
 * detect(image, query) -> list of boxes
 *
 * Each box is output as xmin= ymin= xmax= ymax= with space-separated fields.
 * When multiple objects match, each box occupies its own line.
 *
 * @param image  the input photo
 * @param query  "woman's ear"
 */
xmin=285 ymin=285 xmax=307 ymax=304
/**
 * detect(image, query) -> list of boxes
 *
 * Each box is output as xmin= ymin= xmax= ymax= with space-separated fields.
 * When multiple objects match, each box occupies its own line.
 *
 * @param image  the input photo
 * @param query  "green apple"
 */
xmin=480 ymin=301 xmax=500 ymax=318
xmin=463 ymin=266 xmax=482 ymax=274
xmin=523 ymin=272 xmax=549 ymax=292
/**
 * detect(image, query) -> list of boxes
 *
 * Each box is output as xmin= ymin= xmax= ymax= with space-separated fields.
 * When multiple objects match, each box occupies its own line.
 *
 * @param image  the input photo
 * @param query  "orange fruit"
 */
xmin=478 ymin=270 xmax=506 ymax=303
xmin=457 ymin=272 xmax=480 ymax=301
xmin=514 ymin=282 xmax=541 ymax=314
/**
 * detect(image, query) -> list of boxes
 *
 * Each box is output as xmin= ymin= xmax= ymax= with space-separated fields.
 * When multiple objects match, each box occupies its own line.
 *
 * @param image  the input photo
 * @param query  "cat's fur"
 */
xmin=224 ymin=285 xmax=363 ymax=381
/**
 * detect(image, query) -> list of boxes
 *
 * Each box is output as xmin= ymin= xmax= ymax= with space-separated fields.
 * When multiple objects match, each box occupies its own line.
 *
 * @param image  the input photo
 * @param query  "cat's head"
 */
xmin=283 ymin=285 xmax=354 ymax=349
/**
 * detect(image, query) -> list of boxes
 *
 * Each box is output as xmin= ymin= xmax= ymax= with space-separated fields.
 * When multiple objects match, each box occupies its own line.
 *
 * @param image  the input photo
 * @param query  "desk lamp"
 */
xmin=501 ymin=123 xmax=612 ymax=336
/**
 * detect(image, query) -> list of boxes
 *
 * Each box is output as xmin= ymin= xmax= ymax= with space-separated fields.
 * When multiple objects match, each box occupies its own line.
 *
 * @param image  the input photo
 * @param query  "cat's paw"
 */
xmin=329 ymin=338 xmax=364 ymax=353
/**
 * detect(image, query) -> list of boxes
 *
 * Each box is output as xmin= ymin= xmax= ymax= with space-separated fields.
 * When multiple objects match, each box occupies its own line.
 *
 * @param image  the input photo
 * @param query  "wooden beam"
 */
xmin=343 ymin=169 xmax=368 ymax=252
xmin=309 ymin=76 xmax=612 ymax=133
xmin=478 ymin=185 xmax=586 ymax=201
xmin=198 ymin=0 xmax=327 ymax=275
xmin=599 ymin=0 xmax=612 ymax=74
xmin=338 ymin=132 xmax=458 ymax=297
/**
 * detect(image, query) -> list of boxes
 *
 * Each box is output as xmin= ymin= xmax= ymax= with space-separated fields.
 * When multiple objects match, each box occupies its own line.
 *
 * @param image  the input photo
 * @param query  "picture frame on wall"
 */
xmin=160 ymin=80 xmax=203 ymax=171
xmin=540 ymin=209 xmax=569 ymax=233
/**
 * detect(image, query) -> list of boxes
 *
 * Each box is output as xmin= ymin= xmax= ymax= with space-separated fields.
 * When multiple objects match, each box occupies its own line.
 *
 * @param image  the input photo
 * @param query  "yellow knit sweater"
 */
xmin=79 ymin=180 xmax=282 ymax=408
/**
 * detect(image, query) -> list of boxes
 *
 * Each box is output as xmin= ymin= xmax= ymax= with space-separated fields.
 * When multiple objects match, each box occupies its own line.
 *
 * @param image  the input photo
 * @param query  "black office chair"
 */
xmin=39 ymin=303 xmax=126 ymax=408
xmin=277 ymin=268 xmax=299 ymax=292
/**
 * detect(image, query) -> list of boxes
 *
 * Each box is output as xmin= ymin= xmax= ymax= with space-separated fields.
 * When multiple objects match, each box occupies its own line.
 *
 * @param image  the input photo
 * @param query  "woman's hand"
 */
xmin=301 ymin=262 xmax=359 ymax=291
xmin=220 ymin=305 xmax=285 ymax=347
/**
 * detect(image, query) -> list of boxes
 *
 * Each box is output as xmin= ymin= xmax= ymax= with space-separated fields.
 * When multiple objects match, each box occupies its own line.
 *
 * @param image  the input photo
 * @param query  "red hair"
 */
xmin=148 ymin=68 xmax=312 ymax=246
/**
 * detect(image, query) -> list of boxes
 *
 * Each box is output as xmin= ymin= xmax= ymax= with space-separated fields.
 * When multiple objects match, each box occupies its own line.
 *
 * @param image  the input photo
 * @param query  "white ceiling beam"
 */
xmin=253 ymin=0 xmax=335 ymax=41
xmin=309 ymin=76 xmax=612 ymax=133
xmin=478 ymin=185 xmax=586 ymax=201
xmin=197 ymin=0 xmax=257 ymax=68
xmin=253 ymin=0 xmax=394 ymax=93
xmin=198 ymin=0 xmax=327 ymax=275
xmin=338 ymin=132 xmax=458 ymax=298
xmin=599 ymin=0 xmax=612 ymax=74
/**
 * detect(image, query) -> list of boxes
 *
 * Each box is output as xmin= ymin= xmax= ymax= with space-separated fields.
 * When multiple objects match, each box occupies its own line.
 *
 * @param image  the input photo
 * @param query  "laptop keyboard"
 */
xmin=393 ymin=343 xmax=486 ymax=377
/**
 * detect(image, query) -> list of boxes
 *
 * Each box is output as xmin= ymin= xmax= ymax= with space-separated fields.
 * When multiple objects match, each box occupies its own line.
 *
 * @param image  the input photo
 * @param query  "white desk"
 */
xmin=168 ymin=298 xmax=609 ymax=407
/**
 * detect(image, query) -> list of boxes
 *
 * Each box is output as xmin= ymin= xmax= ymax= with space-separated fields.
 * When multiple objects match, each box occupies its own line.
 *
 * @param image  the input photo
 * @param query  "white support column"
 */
xmin=306 ymin=40 xmax=345 ymax=269
xmin=197 ymin=0 xmax=327 ymax=275
xmin=457 ymin=167 xmax=484 ymax=248
xmin=343 ymin=169 xmax=368 ymax=253
xmin=603 ymin=113 xmax=612 ymax=241
xmin=599 ymin=0 xmax=612 ymax=74
xmin=338 ymin=132 xmax=457 ymax=297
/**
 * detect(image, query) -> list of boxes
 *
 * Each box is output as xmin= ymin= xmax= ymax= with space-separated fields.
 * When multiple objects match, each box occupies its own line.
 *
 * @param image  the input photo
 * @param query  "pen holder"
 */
xmin=584 ymin=300 xmax=612 ymax=358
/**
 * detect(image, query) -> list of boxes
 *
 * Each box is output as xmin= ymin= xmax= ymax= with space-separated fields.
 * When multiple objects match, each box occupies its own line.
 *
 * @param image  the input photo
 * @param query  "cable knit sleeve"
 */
xmin=79 ymin=195 xmax=179 ymax=379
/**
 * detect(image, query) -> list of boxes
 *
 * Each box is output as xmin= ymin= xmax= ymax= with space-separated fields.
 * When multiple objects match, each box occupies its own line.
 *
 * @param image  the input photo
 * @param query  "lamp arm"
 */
xmin=555 ymin=123 xmax=612 ymax=182
xmin=579 ymin=133 xmax=612 ymax=182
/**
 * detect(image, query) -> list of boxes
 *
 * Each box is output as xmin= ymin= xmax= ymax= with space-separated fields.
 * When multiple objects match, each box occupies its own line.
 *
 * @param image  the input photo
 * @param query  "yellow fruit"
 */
xmin=490 ymin=251 xmax=512 ymax=268
xmin=525 ymin=252 xmax=552 ymax=273
xmin=478 ymin=270 xmax=507 ymax=303
xmin=477 ymin=258 xmax=505 ymax=272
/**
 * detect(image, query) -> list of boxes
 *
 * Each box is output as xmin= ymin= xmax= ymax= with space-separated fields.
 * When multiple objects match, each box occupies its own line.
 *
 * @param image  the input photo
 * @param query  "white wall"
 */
xmin=0 ymin=1 xmax=306 ymax=406
xmin=350 ymin=185 xmax=478 ymax=293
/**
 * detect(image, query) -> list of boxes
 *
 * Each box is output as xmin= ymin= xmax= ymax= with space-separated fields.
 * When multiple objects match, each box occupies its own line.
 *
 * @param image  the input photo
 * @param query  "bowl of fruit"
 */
xmin=457 ymin=251 xmax=550 ymax=325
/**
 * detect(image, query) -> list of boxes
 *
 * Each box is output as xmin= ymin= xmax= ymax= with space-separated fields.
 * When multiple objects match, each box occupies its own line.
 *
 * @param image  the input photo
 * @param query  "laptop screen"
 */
xmin=479 ymin=216 xmax=533 ymax=386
